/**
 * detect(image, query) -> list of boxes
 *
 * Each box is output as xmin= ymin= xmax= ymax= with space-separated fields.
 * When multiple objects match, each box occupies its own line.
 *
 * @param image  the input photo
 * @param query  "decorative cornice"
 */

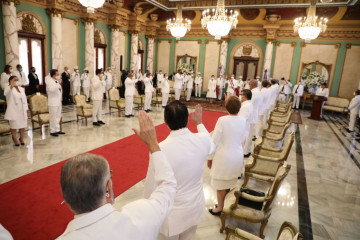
xmin=129 ymin=30 xmax=139 ymax=35
xmin=146 ymin=34 xmax=156 ymax=39
xmin=346 ymin=43 xmax=352 ymax=49
xmin=1 ymin=0 xmax=20 ymax=7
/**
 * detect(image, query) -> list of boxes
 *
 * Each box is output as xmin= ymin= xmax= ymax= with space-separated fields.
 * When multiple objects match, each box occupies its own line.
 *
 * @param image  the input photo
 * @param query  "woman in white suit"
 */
xmin=161 ymin=73 xmax=170 ymax=108
xmin=208 ymin=96 xmax=246 ymax=215
xmin=4 ymin=76 xmax=28 ymax=146
xmin=206 ymin=75 xmax=217 ymax=104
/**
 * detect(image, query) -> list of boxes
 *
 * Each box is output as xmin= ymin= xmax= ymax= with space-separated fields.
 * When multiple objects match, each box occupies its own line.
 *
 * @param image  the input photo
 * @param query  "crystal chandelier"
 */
xmin=201 ymin=0 xmax=238 ymax=40
xmin=294 ymin=0 xmax=328 ymax=43
xmin=166 ymin=6 xmax=191 ymax=40
xmin=78 ymin=0 xmax=105 ymax=13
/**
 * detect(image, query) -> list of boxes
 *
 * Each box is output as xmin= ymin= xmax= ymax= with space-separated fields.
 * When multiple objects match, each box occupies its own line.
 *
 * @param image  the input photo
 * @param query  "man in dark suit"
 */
xmin=61 ymin=66 xmax=71 ymax=105
xmin=28 ymin=66 xmax=40 ymax=95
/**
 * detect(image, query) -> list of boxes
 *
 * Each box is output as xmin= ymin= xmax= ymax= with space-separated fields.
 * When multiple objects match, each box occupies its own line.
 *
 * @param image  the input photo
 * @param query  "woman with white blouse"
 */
xmin=4 ymin=76 xmax=28 ymax=146
xmin=206 ymin=75 xmax=217 ymax=104
xmin=1 ymin=65 xmax=12 ymax=92
xmin=208 ymin=96 xmax=246 ymax=216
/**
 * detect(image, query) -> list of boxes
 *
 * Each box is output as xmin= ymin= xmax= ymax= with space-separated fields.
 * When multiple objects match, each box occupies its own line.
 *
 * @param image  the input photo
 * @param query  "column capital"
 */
xmin=146 ymin=34 xmax=156 ymax=39
xmin=108 ymin=24 xmax=121 ymax=31
xmin=46 ymin=8 xmax=64 ymax=18
xmin=263 ymin=24 xmax=280 ymax=42
xmin=1 ymin=0 xmax=20 ymax=7
xmin=150 ymin=14 xmax=158 ymax=22
xmin=81 ymin=17 xmax=96 ymax=25
xmin=129 ymin=30 xmax=139 ymax=35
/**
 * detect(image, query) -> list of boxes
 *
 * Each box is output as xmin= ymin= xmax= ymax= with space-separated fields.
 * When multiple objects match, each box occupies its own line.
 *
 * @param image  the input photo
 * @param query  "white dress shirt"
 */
xmin=81 ymin=73 xmax=90 ymax=88
xmin=315 ymin=87 xmax=329 ymax=98
xmin=45 ymin=75 xmax=62 ymax=107
xmin=12 ymin=70 xmax=27 ymax=86
xmin=71 ymin=72 xmax=81 ymax=87
xmin=57 ymin=151 xmax=177 ymax=240
xmin=91 ymin=76 xmax=106 ymax=101
xmin=174 ymin=73 xmax=184 ymax=90
xmin=279 ymin=81 xmax=292 ymax=95
xmin=239 ymin=100 xmax=253 ymax=130
xmin=259 ymin=87 xmax=270 ymax=115
xmin=104 ymin=72 xmax=113 ymax=86
xmin=186 ymin=76 xmax=194 ymax=89
xmin=157 ymin=73 xmax=164 ymax=88
xmin=161 ymin=79 xmax=170 ymax=94
xmin=194 ymin=76 xmax=202 ymax=85
xmin=144 ymin=124 xmax=215 ymax=237
xmin=4 ymin=86 xmax=28 ymax=121
xmin=125 ymin=77 xmax=138 ymax=97
xmin=144 ymin=77 xmax=154 ymax=93
xmin=208 ymin=115 xmax=246 ymax=180
xmin=292 ymin=84 xmax=304 ymax=97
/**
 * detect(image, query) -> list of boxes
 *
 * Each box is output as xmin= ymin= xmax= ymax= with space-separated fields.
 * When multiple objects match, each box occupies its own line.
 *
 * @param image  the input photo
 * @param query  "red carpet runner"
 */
xmin=0 ymin=110 xmax=225 ymax=240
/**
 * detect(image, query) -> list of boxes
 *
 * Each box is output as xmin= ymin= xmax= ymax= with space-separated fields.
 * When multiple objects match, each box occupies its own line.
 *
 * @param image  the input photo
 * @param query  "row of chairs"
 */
xmin=221 ymin=99 xmax=303 ymax=239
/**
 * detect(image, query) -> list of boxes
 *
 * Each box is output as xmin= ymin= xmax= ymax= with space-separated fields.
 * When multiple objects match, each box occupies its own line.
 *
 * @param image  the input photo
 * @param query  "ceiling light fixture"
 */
xmin=294 ymin=0 xmax=328 ymax=43
xmin=166 ymin=6 xmax=191 ymax=40
xmin=78 ymin=0 xmax=105 ymax=13
xmin=201 ymin=0 xmax=238 ymax=40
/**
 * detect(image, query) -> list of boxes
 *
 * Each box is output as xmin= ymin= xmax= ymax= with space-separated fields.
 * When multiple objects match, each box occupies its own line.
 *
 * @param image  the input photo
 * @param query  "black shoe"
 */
xmin=19 ymin=138 xmax=25 ymax=145
xmin=57 ymin=131 xmax=65 ymax=135
xmin=93 ymin=122 xmax=101 ymax=126
xmin=130 ymin=114 xmax=135 ymax=117
xmin=238 ymin=173 xmax=243 ymax=179
xmin=98 ymin=121 xmax=105 ymax=125
xmin=50 ymin=133 xmax=59 ymax=137
xmin=125 ymin=115 xmax=131 ymax=118
xmin=208 ymin=208 xmax=222 ymax=216
xmin=252 ymin=137 xmax=257 ymax=141
xmin=162 ymin=106 xmax=166 ymax=108
xmin=14 ymin=143 xmax=20 ymax=147
xmin=145 ymin=109 xmax=150 ymax=113
xmin=345 ymin=128 xmax=353 ymax=133
xmin=244 ymin=153 xmax=251 ymax=158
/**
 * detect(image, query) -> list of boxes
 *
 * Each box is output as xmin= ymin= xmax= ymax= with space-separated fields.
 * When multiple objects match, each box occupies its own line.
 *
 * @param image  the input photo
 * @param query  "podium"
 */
xmin=308 ymin=95 xmax=327 ymax=121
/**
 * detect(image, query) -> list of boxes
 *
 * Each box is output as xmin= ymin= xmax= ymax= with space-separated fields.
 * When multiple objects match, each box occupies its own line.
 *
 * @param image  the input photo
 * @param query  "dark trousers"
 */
xmin=62 ymin=83 xmax=71 ymax=104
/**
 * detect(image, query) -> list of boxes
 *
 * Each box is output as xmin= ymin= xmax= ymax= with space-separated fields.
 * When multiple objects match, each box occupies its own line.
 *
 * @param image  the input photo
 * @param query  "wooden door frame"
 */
xmin=94 ymin=43 xmax=107 ymax=70
xmin=233 ymin=56 xmax=259 ymax=80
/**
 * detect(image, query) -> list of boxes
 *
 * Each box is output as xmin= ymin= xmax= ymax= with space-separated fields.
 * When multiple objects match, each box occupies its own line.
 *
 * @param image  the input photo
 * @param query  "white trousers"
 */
xmin=218 ymin=87 xmax=223 ymax=100
xmin=162 ymin=93 xmax=169 ymax=107
xmin=256 ymin=115 xmax=265 ymax=137
xmin=125 ymin=96 xmax=134 ymax=115
xmin=92 ymin=100 xmax=103 ymax=122
xmin=158 ymin=225 xmax=197 ymax=240
xmin=320 ymin=101 xmax=326 ymax=118
xmin=244 ymin=123 xmax=255 ymax=155
xmin=195 ymin=84 xmax=202 ymax=97
xmin=49 ymin=105 xmax=62 ymax=133
xmin=349 ymin=112 xmax=357 ymax=131
xmin=263 ymin=109 xmax=269 ymax=126
xmin=83 ymin=87 xmax=90 ymax=100
xmin=175 ymin=89 xmax=181 ymax=100
xmin=278 ymin=93 xmax=286 ymax=102
xmin=73 ymin=85 xmax=80 ymax=96
xmin=186 ymin=88 xmax=192 ymax=101
xmin=293 ymin=96 xmax=301 ymax=109
xmin=144 ymin=92 xmax=152 ymax=110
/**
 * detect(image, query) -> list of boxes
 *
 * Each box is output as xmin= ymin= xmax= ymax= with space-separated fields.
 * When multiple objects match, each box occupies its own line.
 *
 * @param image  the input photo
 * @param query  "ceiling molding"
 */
xmin=145 ymin=0 xmax=358 ymax=11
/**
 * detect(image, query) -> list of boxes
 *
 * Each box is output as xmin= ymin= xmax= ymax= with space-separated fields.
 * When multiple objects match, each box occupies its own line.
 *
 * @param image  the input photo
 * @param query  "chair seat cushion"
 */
xmin=83 ymin=109 xmax=93 ymax=117
xmin=323 ymin=105 xmax=344 ymax=113
xmin=32 ymin=114 xmax=50 ymax=123
xmin=223 ymin=189 xmax=270 ymax=221
xmin=0 ymin=124 xmax=10 ymax=134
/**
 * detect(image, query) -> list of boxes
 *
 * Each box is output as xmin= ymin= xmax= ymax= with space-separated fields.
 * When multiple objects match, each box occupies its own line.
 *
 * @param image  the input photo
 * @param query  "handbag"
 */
xmin=238 ymin=187 xmax=265 ymax=210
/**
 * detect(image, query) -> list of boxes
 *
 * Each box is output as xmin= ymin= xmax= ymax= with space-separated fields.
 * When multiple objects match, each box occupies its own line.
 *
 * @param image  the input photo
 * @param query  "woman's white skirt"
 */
xmin=206 ymin=91 xmax=216 ymax=99
xmin=9 ymin=118 xmax=27 ymax=129
xmin=211 ymin=178 xmax=238 ymax=190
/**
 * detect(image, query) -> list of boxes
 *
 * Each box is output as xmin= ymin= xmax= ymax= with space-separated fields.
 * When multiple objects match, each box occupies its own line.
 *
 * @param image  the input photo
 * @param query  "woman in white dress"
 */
xmin=208 ymin=96 xmax=247 ymax=216
xmin=161 ymin=73 xmax=170 ymax=108
xmin=206 ymin=75 xmax=217 ymax=104
xmin=4 ymin=76 xmax=28 ymax=146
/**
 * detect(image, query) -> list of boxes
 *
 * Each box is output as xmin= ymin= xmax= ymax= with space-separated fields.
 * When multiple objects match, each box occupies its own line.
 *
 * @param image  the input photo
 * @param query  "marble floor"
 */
xmin=0 ymin=101 xmax=359 ymax=240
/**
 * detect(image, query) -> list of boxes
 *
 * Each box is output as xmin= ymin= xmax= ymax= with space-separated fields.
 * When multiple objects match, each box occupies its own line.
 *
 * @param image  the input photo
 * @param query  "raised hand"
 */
xmin=191 ymin=104 xmax=203 ymax=126
xmin=132 ymin=111 xmax=160 ymax=153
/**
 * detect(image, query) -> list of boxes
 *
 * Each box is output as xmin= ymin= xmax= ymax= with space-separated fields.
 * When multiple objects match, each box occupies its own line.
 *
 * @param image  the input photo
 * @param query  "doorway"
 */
xmin=233 ymin=56 xmax=259 ymax=80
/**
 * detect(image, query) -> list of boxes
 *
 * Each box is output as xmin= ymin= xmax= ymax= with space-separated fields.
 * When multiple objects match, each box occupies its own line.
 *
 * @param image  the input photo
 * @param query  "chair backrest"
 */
xmin=264 ymin=165 xmax=291 ymax=211
xmin=325 ymin=96 xmax=349 ymax=108
xmin=108 ymin=88 xmax=120 ymax=101
xmin=279 ymin=133 xmax=295 ymax=160
xmin=135 ymin=88 xmax=140 ymax=97
xmin=247 ymin=156 xmax=284 ymax=177
xmin=277 ymin=221 xmax=303 ymax=240
xmin=74 ymin=94 xmax=86 ymax=107
xmin=29 ymin=93 xmax=48 ymax=114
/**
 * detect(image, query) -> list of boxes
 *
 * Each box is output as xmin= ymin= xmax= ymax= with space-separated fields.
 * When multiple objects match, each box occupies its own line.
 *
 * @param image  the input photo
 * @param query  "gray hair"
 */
xmin=61 ymin=153 xmax=109 ymax=214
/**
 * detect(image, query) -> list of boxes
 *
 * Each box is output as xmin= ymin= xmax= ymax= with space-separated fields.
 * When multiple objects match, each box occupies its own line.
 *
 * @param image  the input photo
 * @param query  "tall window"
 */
xmin=18 ymin=32 xmax=45 ymax=85
xmin=95 ymin=43 xmax=106 ymax=71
